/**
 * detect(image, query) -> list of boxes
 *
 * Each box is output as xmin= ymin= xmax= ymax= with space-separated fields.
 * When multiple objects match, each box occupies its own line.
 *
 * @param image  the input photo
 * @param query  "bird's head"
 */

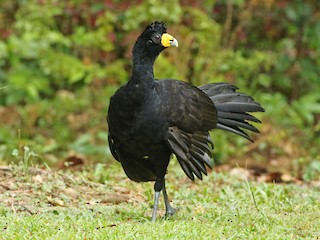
xmin=132 ymin=21 xmax=178 ymax=65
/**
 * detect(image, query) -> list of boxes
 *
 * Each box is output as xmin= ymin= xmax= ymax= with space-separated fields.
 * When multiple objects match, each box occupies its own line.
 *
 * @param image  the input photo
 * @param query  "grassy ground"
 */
xmin=1 ymin=82 xmax=319 ymax=240
xmin=0 ymin=162 xmax=319 ymax=240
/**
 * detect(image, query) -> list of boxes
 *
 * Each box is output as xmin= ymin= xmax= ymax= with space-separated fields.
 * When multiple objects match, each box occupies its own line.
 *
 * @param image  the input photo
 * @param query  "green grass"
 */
xmin=0 ymin=163 xmax=319 ymax=239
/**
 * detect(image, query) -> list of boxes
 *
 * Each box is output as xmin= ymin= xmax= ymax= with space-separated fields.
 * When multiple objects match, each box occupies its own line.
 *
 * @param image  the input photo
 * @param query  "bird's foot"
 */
xmin=163 ymin=206 xmax=179 ymax=219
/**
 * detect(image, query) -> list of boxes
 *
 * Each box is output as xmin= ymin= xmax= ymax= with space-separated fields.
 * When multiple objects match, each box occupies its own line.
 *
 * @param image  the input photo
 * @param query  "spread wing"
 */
xmin=155 ymin=80 xmax=217 ymax=180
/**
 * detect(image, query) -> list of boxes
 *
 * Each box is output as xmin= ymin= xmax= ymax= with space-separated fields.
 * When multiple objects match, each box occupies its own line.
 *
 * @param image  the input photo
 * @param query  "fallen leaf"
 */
xmin=47 ymin=197 xmax=64 ymax=206
xmin=32 ymin=174 xmax=43 ymax=184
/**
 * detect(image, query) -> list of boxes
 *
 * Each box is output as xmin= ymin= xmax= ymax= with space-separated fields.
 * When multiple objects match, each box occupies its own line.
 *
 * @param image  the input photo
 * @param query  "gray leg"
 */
xmin=162 ymin=179 xmax=176 ymax=218
xmin=151 ymin=191 xmax=161 ymax=222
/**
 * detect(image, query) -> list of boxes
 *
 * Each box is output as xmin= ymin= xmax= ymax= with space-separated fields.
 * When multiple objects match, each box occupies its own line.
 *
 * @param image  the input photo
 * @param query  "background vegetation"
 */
xmin=0 ymin=0 xmax=319 ymax=181
xmin=0 ymin=0 xmax=320 ymax=238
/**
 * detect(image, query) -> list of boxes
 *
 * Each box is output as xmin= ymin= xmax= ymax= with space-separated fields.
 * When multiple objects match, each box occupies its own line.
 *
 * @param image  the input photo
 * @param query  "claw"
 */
xmin=151 ymin=178 xmax=177 ymax=221
xmin=163 ymin=206 xmax=179 ymax=219
xmin=162 ymin=179 xmax=178 ymax=219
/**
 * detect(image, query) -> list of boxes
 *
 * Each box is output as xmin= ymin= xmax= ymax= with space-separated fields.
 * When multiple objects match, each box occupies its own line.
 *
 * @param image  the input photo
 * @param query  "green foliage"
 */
xmin=0 ymin=0 xmax=116 ymax=104
xmin=122 ymin=0 xmax=182 ymax=30
xmin=12 ymin=145 xmax=39 ymax=173
xmin=0 ymin=0 xmax=319 ymax=179
xmin=303 ymin=158 xmax=320 ymax=182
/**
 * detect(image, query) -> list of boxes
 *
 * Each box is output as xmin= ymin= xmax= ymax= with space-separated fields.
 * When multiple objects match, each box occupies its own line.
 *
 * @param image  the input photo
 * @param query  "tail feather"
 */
xmin=215 ymin=102 xmax=264 ymax=113
xmin=218 ymin=118 xmax=260 ymax=133
xmin=217 ymin=111 xmax=261 ymax=123
xmin=199 ymin=83 xmax=264 ymax=141
xmin=211 ymin=93 xmax=255 ymax=104
xmin=216 ymin=123 xmax=252 ymax=141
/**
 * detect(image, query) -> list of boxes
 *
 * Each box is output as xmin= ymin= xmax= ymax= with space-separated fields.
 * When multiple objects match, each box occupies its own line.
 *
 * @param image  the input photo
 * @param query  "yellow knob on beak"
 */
xmin=161 ymin=33 xmax=179 ymax=48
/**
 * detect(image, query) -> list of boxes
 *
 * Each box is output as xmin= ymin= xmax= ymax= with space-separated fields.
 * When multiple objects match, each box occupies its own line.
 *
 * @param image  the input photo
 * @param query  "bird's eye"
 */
xmin=155 ymin=34 xmax=160 ymax=39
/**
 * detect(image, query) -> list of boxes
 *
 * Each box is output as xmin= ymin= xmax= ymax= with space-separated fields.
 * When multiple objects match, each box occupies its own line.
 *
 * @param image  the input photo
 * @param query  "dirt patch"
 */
xmin=1 ymin=162 xmax=319 ymax=216
xmin=0 ymin=166 xmax=130 ymax=214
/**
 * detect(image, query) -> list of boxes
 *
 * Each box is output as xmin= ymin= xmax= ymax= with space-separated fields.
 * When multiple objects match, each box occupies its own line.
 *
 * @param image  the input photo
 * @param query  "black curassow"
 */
xmin=107 ymin=22 xmax=264 ymax=221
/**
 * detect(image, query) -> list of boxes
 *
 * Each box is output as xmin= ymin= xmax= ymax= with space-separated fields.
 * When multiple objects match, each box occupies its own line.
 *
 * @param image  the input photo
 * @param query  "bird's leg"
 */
xmin=151 ymin=191 xmax=160 ymax=222
xmin=151 ymin=177 xmax=164 ymax=222
xmin=162 ymin=179 xmax=177 ymax=218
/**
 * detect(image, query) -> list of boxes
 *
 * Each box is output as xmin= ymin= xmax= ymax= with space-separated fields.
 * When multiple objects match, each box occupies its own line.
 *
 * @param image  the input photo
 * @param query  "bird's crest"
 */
xmin=144 ymin=21 xmax=167 ymax=34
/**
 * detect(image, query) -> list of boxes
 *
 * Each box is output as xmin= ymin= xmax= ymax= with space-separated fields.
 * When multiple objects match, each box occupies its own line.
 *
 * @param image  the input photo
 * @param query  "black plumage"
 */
xmin=107 ymin=21 xmax=264 ymax=221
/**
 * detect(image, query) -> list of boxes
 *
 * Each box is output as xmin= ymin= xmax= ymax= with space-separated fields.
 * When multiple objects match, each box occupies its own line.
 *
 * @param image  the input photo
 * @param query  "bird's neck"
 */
xmin=130 ymin=61 xmax=155 ymax=87
xmin=129 ymin=46 xmax=160 ymax=92
xmin=123 ymin=62 xmax=155 ymax=104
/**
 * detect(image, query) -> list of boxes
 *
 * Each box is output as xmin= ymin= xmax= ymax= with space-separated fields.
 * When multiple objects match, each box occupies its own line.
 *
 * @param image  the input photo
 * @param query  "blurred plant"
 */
xmin=303 ymin=159 xmax=320 ymax=181
xmin=12 ymin=145 xmax=39 ymax=173
xmin=0 ymin=0 xmax=116 ymax=104
xmin=0 ymin=0 xmax=319 ymax=176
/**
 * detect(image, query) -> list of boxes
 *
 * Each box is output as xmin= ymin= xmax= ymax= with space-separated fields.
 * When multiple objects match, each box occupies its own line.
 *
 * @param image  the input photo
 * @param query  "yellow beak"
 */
xmin=161 ymin=33 xmax=179 ymax=48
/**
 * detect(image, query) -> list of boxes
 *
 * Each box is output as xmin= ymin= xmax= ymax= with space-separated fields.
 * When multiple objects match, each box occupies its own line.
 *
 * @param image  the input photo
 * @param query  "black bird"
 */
xmin=107 ymin=21 xmax=264 ymax=221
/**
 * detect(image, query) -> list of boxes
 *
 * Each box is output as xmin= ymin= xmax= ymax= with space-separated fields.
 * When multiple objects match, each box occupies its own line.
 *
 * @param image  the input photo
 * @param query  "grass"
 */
xmin=0 ymin=162 xmax=319 ymax=239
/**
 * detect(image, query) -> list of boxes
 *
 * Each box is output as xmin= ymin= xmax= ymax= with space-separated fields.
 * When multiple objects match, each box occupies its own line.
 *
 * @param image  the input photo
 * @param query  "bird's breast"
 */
xmin=109 ymin=101 xmax=167 ymax=145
